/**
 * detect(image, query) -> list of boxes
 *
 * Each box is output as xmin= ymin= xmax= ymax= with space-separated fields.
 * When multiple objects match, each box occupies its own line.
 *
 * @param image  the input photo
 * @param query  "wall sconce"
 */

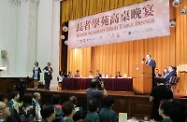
xmin=172 ymin=0 xmax=181 ymax=7
xmin=62 ymin=26 xmax=68 ymax=32
xmin=64 ymin=40 xmax=68 ymax=45
xmin=0 ymin=66 xmax=5 ymax=71
xmin=170 ymin=20 xmax=176 ymax=27
xmin=181 ymin=8 xmax=187 ymax=15
xmin=61 ymin=35 xmax=65 ymax=40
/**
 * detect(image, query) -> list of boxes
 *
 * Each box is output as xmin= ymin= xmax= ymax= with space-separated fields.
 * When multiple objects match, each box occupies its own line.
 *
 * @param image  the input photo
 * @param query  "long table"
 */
xmin=62 ymin=78 xmax=133 ymax=91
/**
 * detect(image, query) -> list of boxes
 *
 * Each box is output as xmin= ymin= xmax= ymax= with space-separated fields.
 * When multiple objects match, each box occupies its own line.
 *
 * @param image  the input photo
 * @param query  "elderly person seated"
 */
xmin=163 ymin=68 xmax=169 ymax=78
xmin=165 ymin=66 xmax=177 ymax=84
xmin=0 ymin=101 xmax=11 ymax=122
xmin=115 ymin=71 xmax=122 ymax=78
xmin=102 ymin=72 xmax=109 ymax=78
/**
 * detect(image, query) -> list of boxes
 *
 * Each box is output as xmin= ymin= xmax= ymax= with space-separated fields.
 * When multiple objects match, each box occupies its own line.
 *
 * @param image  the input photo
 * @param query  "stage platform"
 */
xmin=27 ymin=88 xmax=187 ymax=120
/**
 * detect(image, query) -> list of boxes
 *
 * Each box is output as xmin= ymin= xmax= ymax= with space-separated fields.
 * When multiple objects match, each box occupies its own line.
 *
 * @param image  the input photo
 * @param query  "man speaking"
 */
xmin=146 ymin=54 xmax=156 ymax=87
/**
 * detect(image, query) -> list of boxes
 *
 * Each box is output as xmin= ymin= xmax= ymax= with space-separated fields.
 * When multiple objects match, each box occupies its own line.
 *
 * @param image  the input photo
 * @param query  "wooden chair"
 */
xmin=57 ymin=83 xmax=62 ymax=90
xmin=167 ymin=76 xmax=179 ymax=93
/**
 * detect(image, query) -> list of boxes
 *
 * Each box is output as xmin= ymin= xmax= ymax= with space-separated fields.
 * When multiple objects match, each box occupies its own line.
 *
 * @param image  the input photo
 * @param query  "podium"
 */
xmin=133 ymin=64 xmax=152 ymax=94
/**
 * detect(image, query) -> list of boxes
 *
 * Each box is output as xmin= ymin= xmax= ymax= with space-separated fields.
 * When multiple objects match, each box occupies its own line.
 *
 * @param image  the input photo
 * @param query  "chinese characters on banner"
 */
xmin=68 ymin=0 xmax=170 ymax=49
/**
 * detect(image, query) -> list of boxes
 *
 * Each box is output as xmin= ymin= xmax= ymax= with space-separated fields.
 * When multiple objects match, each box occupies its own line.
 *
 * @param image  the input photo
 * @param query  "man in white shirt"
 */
xmin=32 ymin=92 xmax=42 ymax=121
xmin=102 ymin=72 xmax=109 ymax=78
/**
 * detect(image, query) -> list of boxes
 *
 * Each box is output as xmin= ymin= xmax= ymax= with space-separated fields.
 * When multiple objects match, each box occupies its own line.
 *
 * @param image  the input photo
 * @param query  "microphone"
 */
xmin=142 ymin=58 xmax=145 ymax=64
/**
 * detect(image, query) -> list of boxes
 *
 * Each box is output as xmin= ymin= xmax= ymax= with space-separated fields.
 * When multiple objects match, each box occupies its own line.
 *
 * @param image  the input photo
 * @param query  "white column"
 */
xmin=51 ymin=0 xmax=61 ymax=89
xmin=26 ymin=0 xmax=39 ymax=75
xmin=15 ymin=0 xmax=39 ymax=77
xmin=37 ymin=0 xmax=53 ymax=82
xmin=37 ymin=0 xmax=61 ymax=89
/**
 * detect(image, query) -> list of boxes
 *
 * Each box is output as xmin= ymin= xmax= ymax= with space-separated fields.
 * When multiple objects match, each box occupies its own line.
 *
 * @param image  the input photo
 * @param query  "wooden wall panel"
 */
xmin=114 ymin=97 xmax=129 ymax=114
xmin=175 ymin=0 xmax=187 ymax=92
xmin=26 ymin=89 xmax=187 ymax=120
xmin=0 ymin=77 xmax=27 ymax=100
xmin=129 ymin=96 xmax=152 ymax=118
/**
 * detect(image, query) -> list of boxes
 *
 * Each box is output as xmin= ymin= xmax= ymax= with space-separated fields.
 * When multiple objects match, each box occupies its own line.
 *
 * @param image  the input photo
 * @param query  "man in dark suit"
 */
xmin=43 ymin=62 xmax=53 ymax=90
xmin=115 ymin=71 xmax=122 ymax=78
xmin=146 ymin=54 xmax=156 ymax=68
xmin=146 ymin=54 xmax=156 ymax=87
xmin=155 ymin=69 xmax=162 ymax=77
xmin=149 ymin=78 xmax=173 ymax=121
xmin=165 ymin=65 xmax=177 ymax=84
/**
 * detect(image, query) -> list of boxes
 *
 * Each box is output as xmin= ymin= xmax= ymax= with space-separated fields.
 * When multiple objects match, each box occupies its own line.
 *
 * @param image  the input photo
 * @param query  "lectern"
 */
xmin=133 ymin=64 xmax=152 ymax=94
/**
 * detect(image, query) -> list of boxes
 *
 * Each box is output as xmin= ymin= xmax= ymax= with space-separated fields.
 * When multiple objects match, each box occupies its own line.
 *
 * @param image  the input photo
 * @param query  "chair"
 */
xmin=57 ymin=77 xmax=62 ymax=90
xmin=167 ymin=76 xmax=179 ymax=93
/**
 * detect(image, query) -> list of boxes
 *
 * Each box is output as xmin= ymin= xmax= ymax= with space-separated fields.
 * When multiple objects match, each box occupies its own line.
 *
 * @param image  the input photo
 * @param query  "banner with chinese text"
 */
xmin=68 ymin=0 xmax=170 ymax=49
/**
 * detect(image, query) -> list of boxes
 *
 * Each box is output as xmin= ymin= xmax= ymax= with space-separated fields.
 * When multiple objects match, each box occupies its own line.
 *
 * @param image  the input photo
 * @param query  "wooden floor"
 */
xmin=27 ymin=88 xmax=146 ymax=97
xmin=27 ymin=87 xmax=187 ymax=98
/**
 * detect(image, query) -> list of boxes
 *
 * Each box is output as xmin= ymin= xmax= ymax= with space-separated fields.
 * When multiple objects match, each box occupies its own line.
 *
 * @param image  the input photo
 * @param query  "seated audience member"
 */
xmin=41 ymin=104 xmax=56 ymax=122
xmin=155 ymin=69 xmax=162 ymax=77
xmin=0 ymin=92 xmax=8 ymax=104
xmin=61 ymin=101 xmax=75 ymax=122
xmin=7 ymin=90 xmax=21 ymax=122
xmin=163 ymin=68 xmax=169 ymax=78
xmin=6 ymin=116 xmax=19 ymax=122
xmin=67 ymin=71 xmax=73 ymax=78
xmin=102 ymin=72 xmax=109 ymax=78
xmin=170 ymin=99 xmax=187 ymax=122
xmin=51 ymin=94 xmax=63 ymax=118
xmin=74 ymin=70 xmax=80 ymax=77
xmin=158 ymin=100 xmax=172 ymax=122
xmin=89 ymin=71 xmax=94 ymax=78
xmin=95 ymin=70 xmax=102 ymax=78
xmin=69 ymin=96 xmax=85 ymax=121
xmin=0 ymin=101 xmax=11 ymax=122
xmin=115 ymin=71 xmax=122 ymax=78
xmin=32 ymin=92 xmax=42 ymax=121
xmin=149 ymin=78 xmax=173 ymax=121
xmin=19 ymin=93 xmax=35 ymax=122
xmin=84 ymin=99 xmax=100 ymax=122
xmin=99 ymin=96 xmax=118 ymax=122
xmin=165 ymin=66 xmax=177 ymax=84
